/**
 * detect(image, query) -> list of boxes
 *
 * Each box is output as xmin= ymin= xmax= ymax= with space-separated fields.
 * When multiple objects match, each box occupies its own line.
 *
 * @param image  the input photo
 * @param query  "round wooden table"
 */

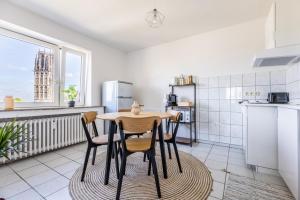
xmin=97 ymin=112 xmax=172 ymax=185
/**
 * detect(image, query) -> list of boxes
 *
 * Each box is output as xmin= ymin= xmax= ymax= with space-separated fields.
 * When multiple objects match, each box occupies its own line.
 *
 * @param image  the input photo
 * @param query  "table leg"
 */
xmin=104 ymin=121 xmax=116 ymax=185
xmin=158 ymin=123 xmax=168 ymax=179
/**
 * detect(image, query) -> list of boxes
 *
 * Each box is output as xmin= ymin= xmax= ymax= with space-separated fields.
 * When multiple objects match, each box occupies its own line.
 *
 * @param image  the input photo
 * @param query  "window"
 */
xmin=0 ymin=28 xmax=87 ymax=107
xmin=61 ymin=48 xmax=86 ymax=106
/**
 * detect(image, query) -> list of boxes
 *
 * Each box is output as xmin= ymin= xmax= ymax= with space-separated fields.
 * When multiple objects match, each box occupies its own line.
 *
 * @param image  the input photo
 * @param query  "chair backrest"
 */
xmin=83 ymin=112 xmax=97 ymax=124
xmin=81 ymin=112 xmax=99 ymax=143
xmin=116 ymin=116 xmax=161 ymax=150
xmin=168 ymin=110 xmax=181 ymax=122
xmin=167 ymin=110 xmax=181 ymax=138
xmin=116 ymin=116 xmax=161 ymax=133
xmin=118 ymin=108 xmax=131 ymax=112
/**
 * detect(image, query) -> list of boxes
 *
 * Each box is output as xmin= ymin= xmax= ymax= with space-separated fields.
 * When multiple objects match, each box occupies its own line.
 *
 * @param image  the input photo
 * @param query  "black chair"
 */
xmin=157 ymin=110 xmax=182 ymax=173
xmin=81 ymin=111 xmax=120 ymax=182
xmin=116 ymin=116 xmax=162 ymax=200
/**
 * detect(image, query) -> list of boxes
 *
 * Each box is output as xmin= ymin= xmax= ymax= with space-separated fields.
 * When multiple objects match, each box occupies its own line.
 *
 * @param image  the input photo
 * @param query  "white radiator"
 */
xmin=0 ymin=113 xmax=93 ymax=163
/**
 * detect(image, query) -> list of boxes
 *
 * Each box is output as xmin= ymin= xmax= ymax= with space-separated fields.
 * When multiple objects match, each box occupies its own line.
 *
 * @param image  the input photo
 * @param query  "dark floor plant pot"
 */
xmin=68 ymin=101 xmax=75 ymax=107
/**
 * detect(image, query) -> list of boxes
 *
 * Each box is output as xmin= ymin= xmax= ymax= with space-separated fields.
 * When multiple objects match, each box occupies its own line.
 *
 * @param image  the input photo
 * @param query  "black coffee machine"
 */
xmin=167 ymin=93 xmax=177 ymax=106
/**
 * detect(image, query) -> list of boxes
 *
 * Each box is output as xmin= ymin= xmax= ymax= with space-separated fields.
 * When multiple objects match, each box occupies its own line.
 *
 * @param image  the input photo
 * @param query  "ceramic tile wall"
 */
xmin=197 ymin=70 xmax=286 ymax=146
xmin=286 ymin=62 xmax=300 ymax=103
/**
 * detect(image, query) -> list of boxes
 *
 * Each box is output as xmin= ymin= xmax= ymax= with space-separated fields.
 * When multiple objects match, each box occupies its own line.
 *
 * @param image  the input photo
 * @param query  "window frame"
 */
xmin=0 ymin=27 xmax=87 ymax=108
xmin=60 ymin=47 xmax=87 ymax=106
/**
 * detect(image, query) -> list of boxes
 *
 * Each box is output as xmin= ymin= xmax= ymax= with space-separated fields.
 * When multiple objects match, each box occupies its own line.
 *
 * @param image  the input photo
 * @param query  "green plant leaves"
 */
xmin=63 ymin=85 xmax=78 ymax=101
xmin=0 ymin=120 xmax=31 ymax=159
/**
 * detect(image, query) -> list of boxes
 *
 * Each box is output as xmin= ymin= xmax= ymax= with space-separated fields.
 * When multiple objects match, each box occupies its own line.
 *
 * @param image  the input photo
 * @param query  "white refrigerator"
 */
xmin=102 ymin=80 xmax=133 ymax=113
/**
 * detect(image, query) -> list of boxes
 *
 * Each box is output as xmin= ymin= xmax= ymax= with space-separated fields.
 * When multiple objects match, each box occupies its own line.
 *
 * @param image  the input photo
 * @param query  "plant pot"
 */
xmin=68 ymin=101 xmax=75 ymax=107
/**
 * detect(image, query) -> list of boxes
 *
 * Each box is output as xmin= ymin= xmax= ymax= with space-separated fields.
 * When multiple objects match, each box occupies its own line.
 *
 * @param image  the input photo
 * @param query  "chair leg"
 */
xmin=81 ymin=145 xmax=91 ymax=182
xmin=123 ymin=157 xmax=127 ymax=175
xmin=143 ymin=152 xmax=147 ymax=162
xmin=111 ymin=146 xmax=115 ymax=159
xmin=116 ymin=154 xmax=126 ymax=200
xmin=167 ymin=143 xmax=172 ymax=159
xmin=118 ymin=142 xmax=123 ymax=161
xmin=114 ymin=143 xmax=120 ymax=179
xmin=151 ymin=152 xmax=161 ymax=198
xmin=173 ymin=142 xmax=182 ymax=173
xmin=147 ymin=153 xmax=152 ymax=176
xmin=92 ymin=147 xmax=97 ymax=165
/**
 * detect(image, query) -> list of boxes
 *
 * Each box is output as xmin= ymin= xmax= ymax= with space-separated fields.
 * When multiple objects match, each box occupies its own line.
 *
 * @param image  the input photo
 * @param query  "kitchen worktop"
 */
xmin=242 ymin=103 xmax=300 ymax=110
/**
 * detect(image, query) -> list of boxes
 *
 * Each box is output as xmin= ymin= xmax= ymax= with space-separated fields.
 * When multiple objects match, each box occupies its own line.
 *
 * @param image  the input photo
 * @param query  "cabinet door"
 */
xmin=278 ymin=108 xmax=299 ymax=199
xmin=276 ymin=0 xmax=300 ymax=47
xmin=247 ymin=106 xmax=278 ymax=169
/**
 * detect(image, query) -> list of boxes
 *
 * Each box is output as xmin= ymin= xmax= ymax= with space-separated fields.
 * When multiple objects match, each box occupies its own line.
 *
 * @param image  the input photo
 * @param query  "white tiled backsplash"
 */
xmin=197 ymin=70 xmax=286 ymax=146
xmin=175 ymin=69 xmax=286 ymax=147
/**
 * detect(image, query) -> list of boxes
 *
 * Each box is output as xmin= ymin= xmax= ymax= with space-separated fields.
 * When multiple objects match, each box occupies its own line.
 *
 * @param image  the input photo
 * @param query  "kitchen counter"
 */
xmin=242 ymin=103 xmax=300 ymax=110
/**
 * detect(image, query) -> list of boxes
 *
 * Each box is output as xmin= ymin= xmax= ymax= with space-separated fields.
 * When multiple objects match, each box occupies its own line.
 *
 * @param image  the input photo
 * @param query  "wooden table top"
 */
xmin=97 ymin=112 xmax=173 ymax=121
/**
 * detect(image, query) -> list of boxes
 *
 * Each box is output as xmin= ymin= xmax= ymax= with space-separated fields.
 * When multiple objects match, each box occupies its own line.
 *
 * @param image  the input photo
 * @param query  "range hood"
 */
xmin=253 ymin=45 xmax=300 ymax=67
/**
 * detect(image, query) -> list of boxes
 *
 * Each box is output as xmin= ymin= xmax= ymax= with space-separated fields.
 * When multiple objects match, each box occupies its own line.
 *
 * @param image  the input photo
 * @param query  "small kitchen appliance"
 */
xmin=267 ymin=92 xmax=289 ymax=104
xmin=167 ymin=93 xmax=177 ymax=106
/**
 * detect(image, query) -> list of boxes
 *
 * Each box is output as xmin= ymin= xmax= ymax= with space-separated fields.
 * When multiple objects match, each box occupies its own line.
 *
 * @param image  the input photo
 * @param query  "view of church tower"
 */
xmin=34 ymin=50 xmax=54 ymax=102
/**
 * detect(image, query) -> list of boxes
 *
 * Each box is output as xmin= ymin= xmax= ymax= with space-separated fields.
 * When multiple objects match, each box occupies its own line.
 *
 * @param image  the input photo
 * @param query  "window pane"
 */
xmin=0 ymin=34 xmax=54 ymax=103
xmin=64 ymin=52 xmax=82 ymax=102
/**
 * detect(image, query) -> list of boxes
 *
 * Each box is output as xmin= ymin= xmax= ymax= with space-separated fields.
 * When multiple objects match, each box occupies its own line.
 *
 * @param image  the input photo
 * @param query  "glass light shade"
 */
xmin=145 ymin=8 xmax=165 ymax=28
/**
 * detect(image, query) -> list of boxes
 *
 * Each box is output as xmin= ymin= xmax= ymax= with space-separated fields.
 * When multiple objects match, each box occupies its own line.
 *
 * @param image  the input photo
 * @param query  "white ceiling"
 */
xmin=8 ymin=0 xmax=272 ymax=52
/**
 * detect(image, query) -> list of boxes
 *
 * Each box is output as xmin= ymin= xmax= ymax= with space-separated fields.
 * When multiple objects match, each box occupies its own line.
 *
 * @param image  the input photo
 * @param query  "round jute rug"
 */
xmin=69 ymin=151 xmax=212 ymax=200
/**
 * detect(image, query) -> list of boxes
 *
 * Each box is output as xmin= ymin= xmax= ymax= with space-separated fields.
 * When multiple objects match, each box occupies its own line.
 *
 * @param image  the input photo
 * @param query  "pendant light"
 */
xmin=145 ymin=2 xmax=165 ymax=28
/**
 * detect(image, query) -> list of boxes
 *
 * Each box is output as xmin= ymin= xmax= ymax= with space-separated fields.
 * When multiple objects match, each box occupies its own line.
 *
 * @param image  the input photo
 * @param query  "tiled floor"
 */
xmin=0 ymin=142 xmax=287 ymax=200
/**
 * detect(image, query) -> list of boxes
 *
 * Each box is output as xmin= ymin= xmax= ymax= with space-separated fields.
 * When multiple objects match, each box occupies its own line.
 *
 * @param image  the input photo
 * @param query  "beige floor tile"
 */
xmin=205 ymin=160 xmax=227 ymax=171
xmin=0 ymin=173 xmax=21 ymax=188
xmin=0 ymin=180 xmax=30 ymax=198
xmin=63 ymin=168 xmax=78 ymax=179
xmin=228 ymin=157 xmax=247 ymax=167
xmin=227 ymin=164 xmax=254 ymax=178
xmin=46 ymin=186 xmax=72 ymax=200
xmin=0 ymin=166 xmax=14 ymax=177
xmin=53 ymin=161 xmax=80 ymax=174
xmin=55 ymin=148 xmax=78 ymax=156
xmin=207 ymin=154 xmax=228 ymax=163
xmin=35 ymin=152 xmax=62 ymax=163
xmin=44 ymin=157 xmax=71 ymax=168
xmin=7 ymin=188 xmax=43 ymax=200
xmin=64 ymin=151 xmax=85 ymax=160
xmin=228 ymin=151 xmax=244 ymax=160
xmin=34 ymin=176 xmax=69 ymax=197
xmin=25 ymin=169 xmax=61 ymax=186
xmin=17 ymin=164 xmax=49 ymax=179
xmin=9 ymin=159 xmax=40 ymax=172
xmin=210 ymin=181 xmax=224 ymax=199
xmin=210 ymin=169 xmax=227 ymax=183
xmin=254 ymin=172 xmax=286 ymax=186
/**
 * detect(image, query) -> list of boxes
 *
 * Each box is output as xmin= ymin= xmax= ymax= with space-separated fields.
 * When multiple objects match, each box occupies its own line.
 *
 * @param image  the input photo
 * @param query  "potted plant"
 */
xmin=0 ymin=120 xmax=30 ymax=200
xmin=0 ymin=120 xmax=30 ymax=159
xmin=63 ymin=85 xmax=78 ymax=107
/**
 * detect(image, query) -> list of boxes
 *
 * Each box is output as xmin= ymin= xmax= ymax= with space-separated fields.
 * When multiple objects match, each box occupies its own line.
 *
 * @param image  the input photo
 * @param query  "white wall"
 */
xmin=126 ymin=18 xmax=287 ymax=111
xmin=0 ymin=0 xmax=128 ymax=106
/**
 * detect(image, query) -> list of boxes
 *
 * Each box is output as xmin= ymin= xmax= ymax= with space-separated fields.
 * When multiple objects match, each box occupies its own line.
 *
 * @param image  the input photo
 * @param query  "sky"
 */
xmin=0 ymin=34 xmax=82 ymax=103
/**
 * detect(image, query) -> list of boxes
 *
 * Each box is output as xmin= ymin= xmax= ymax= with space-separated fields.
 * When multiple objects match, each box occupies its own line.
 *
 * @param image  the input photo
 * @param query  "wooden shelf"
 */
xmin=169 ymin=83 xmax=196 ymax=87
xmin=179 ymin=121 xmax=196 ymax=124
xmin=165 ymin=105 xmax=194 ymax=108
xmin=176 ymin=137 xmax=192 ymax=145
xmin=168 ymin=81 xmax=197 ymax=147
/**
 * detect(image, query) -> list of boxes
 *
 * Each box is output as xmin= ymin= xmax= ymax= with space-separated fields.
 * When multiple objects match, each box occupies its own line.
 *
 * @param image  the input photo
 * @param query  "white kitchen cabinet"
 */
xmin=278 ymin=107 xmax=299 ymax=200
xmin=242 ymin=105 xmax=278 ymax=169
xmin=276 ymin=0 xmax=300 ymax=47
xmin=265 ymin=1 xmax=300 ymax=48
